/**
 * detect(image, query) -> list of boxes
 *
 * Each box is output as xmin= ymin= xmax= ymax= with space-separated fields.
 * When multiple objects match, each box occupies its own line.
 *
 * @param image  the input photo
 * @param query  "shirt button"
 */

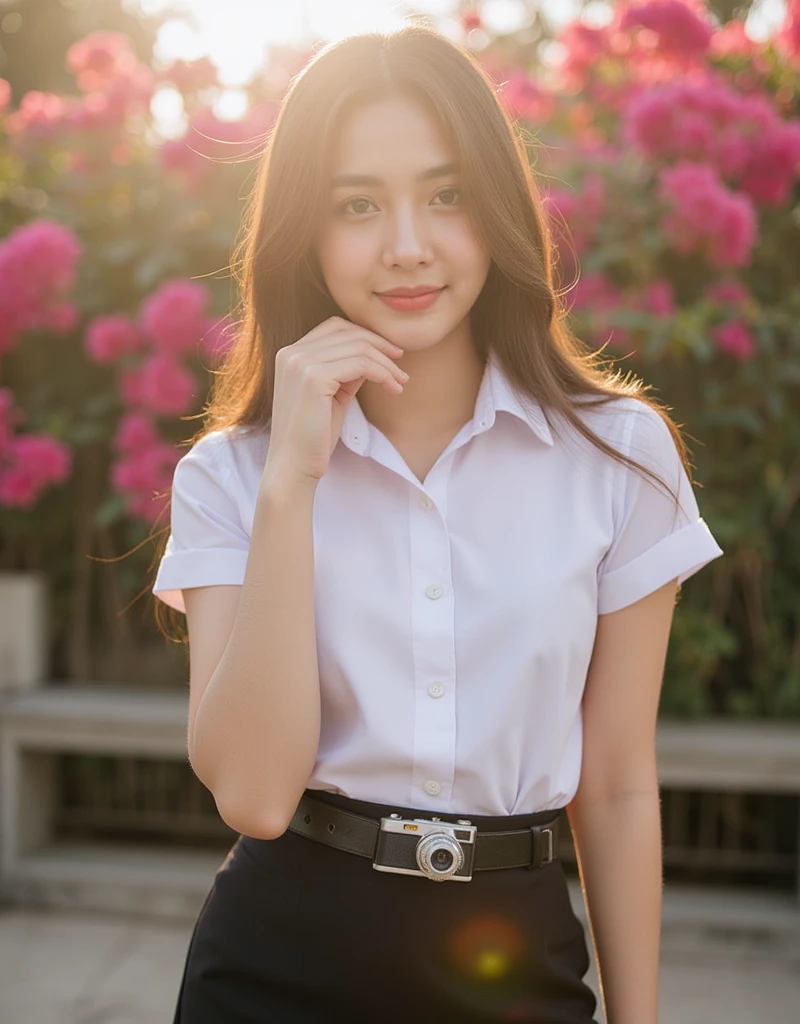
xmin=427 ymin=682 xmax=445 ymax=698
xmin=419 ymin=495 xmax=434 ymax=510
xmin=426 ymin=585 xmax=443 ymax=600
xmin=424 ymin=780 xmax=442 ymax=796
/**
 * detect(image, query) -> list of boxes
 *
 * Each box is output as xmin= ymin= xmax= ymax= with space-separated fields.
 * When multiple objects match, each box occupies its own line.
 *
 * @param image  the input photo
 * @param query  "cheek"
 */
xmin=448 ymin=241 xmax=492 ymax=296
xmin=446 ymin=220 xmax=490 ymax=269
xmin=323 ymin=227 xmax=374 ymax=272
xmin=316 ymin=232 xmax=372 ymax=297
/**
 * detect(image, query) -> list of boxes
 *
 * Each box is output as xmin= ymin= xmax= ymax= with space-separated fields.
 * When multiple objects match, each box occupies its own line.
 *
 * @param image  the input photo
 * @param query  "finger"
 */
xmin=312 ymin=355 xmax=405 ymax=395
xmin=315 ymin=340 xmax=409 ymax=385
xmin=311 ymin=318 xmax=405 ymax=357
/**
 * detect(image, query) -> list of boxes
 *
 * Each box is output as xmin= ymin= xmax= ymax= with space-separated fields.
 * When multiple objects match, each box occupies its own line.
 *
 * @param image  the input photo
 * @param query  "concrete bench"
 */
xmin=1 ymin=686 xmax=799 ymax=916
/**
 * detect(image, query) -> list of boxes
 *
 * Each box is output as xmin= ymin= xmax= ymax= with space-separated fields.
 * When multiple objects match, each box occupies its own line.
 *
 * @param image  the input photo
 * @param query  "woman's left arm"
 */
xmin=567 ymin=577 xmax=679 ymax=1024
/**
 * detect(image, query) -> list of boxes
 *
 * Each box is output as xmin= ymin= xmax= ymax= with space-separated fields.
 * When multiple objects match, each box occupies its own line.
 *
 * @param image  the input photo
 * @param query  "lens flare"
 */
xmin=446 ymin=911 xmax=526 ymax=980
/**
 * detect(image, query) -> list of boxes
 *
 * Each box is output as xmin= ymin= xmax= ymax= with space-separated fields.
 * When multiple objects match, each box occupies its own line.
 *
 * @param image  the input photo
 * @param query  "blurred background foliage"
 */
xmin=0 ymin=0 xmax=798 ymax=717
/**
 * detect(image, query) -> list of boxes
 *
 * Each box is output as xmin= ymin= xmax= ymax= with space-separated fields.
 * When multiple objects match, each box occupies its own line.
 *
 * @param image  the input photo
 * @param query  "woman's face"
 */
xmin=314 ymin=93 xmax=492 ymax=352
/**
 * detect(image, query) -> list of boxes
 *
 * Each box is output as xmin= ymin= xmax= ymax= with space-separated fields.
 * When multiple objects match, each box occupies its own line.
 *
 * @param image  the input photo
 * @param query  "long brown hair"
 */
xmin=148 ymin=24 xmax=693 ymax=641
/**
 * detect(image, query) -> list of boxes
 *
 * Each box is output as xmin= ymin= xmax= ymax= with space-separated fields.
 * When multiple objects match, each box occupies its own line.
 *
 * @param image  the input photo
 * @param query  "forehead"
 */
xmin=328 ymin=95 xmax=454 ymax=179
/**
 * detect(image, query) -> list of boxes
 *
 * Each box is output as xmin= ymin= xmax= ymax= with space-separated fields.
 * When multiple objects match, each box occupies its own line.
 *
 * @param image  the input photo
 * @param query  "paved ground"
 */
xmin=1 ymin=879 xmax=799 ymax=1023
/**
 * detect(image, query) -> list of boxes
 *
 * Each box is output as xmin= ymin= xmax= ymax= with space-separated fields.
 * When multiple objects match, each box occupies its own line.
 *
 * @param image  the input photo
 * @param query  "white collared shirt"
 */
xmin=153 ymin=351 xmax=723 ymax=816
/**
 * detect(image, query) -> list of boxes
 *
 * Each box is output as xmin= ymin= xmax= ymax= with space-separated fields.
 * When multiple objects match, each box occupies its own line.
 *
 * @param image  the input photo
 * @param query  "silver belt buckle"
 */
xmin=374 ymin=813 xmax=477 ymax=881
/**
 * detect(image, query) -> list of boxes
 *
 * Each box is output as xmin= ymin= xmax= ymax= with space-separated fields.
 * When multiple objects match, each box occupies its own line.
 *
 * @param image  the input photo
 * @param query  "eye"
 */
xmin=336 ymin=187 xmax=463 ymax=218
xmin=337 ymin=196 xmax=376 ymax=217
xmin=433 ymin=187 xmax=462 ymax=207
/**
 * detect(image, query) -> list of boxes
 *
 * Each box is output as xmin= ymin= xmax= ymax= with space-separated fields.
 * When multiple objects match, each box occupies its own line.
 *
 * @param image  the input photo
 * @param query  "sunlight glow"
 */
xmin=127 ymin=0 xmax=424 ymax=86
xmin=128 ymin=0 xmax=787 ymax=91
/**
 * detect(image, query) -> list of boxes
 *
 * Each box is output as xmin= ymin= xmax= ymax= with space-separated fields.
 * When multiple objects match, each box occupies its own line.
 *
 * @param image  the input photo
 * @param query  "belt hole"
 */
xmin=327 ymin=822 xmax=336 ymax=832
xmin=304 ymin=814 xmax=312 ymax=824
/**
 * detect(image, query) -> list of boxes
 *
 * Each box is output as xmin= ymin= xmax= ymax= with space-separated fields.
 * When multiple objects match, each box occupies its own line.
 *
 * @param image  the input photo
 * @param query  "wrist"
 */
xmin=259 ymin=463 xmax=319 ymax=504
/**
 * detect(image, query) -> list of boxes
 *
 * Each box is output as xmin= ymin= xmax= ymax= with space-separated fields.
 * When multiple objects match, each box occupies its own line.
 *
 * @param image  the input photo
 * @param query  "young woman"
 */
xmin=152 ymin=24 xmax=723 ymax=1024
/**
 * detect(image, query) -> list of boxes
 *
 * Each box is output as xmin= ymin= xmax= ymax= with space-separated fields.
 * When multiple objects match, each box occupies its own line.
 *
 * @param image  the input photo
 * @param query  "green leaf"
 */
xmin=67 ymin=422 xmax=109 ymax=445
xmin=93 ymin=492 xmax=128 ymax=529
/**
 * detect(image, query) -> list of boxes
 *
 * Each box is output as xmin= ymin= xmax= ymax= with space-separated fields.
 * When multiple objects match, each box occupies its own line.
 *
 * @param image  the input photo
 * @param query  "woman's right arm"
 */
xmin=187 ymin=469 xmax=321 ymax=840
xmin=184 ymin=316 xmax=408 ymax=838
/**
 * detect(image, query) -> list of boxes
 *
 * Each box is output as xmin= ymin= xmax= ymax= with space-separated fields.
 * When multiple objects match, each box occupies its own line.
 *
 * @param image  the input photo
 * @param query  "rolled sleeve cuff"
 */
xmin=597 ymin=519 xmax=723 ymax=615
xmin=152 ymin=549 xmax=249 ymax=614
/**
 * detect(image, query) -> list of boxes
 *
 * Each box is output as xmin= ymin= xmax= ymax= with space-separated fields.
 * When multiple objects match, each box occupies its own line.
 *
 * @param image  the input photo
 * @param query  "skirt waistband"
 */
xmin=303 ymin=788 xmax=564 ymax=832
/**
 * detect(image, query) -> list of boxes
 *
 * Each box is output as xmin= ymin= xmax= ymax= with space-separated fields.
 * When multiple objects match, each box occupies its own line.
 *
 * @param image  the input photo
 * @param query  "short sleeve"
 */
xmin=152 ymin=431 xmax=251 ymax=614
xmin=597 ymin=402 xmax=723 ymax=615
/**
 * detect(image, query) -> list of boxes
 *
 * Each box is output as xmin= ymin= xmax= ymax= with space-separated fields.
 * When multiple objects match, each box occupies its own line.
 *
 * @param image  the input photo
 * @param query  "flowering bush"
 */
xmin=482 ymin=0 xmax=800 ymax=716
xmin=1 ymin=4 xmax=798 ymax=713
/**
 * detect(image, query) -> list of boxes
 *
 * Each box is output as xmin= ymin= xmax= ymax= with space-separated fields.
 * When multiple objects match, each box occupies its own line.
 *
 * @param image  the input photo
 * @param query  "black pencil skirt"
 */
xmin=173 ymin=789 xmax=599 ymax=1023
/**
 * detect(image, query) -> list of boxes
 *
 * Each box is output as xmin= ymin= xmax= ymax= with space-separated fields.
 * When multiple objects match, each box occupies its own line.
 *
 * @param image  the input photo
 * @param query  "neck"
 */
xmin=356 ymin=328 xmax=486 ymax=441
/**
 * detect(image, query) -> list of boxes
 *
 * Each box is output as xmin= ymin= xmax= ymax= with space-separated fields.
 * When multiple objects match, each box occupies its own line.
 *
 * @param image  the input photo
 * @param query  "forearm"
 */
xmin=190 ymin=473 xmax=322 ymax=837
xmin=566 ymin=790 xmax=662 ymax=1024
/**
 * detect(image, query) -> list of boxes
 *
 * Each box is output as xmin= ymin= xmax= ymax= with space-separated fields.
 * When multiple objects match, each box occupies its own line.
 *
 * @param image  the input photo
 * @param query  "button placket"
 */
xmin=408 ymin=482 xmax=457 ymax=807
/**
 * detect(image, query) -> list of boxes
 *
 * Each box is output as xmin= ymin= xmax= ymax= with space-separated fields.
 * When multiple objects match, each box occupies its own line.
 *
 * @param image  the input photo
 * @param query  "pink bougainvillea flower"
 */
xmin=0 ymin=218 xmax=83 ymax=351
xmin=135 ymin=352 xmax=198 ymax=416
xmin=64 ymin=63 xmax=154 ymax=134
xmin=159 ymin=57 xmax=219 ymax=92
xmin=186 ymin=108 xmax=259 ymax=160
xmin=0 ymin=78 xmax=10 ymax=113
xmin=712 ymin=319 xmax=756 ymax=360
xmin=461 ymin=9 xmax=482 ymax=33
xmin=162 ymin=104 xmax=277 ymax=189
xmin=113 ymin=412 xmax=159 ymax=455
xmin=139 ymin=278 xmax=211 ymax=355
xmin=738 ymin=119 xmax=800 ymax=206
xmin=658 ymin=162 xmax=757 ymax=268
xmin=66 ymin=90 xmax=118 ymax=133
xmin=159 ymin=137 xmax=212 ymax=191
xmin=111 ymin=441 xmax=181 ymax=524
xmin=710 ymin=19 xmax=760 ymax=58
xmin=66 ymin=30 xmax=138 ymax=93
xmin=569 ymin=272 xmax=621 ymax=313
xmin=0 ymin=465 xmax=38 ymax=507
xmin=5 ymin=90 xmax=68 ymax=142
xmin=0 ymin=433 xmax=73 ymax=508
xmin=498 ymin=70 xmax=556 ymax=124
xmin=85 ymin=313 xmax=143 ymax=364
xmin=5 ymin=218 xmax=83 ymax=291
xmin=544 ymin=173 xmax=606 ymax=255
xmin=557 ymin=21 xmax=613 ymax=91
xmin=640 ymin=279 xmax=676 ymax=317
xmin=119 ymin=367 xmax=144 ymax=407
xmin=619 ymin=0 xmax=713 ymax=57
xmin=706 ymin=279 xmax=749 ymax=306
xmin=622 ymin=76 xmax=786 ymax=186
xmin=101 ymin=63 xmax=155 ymax=119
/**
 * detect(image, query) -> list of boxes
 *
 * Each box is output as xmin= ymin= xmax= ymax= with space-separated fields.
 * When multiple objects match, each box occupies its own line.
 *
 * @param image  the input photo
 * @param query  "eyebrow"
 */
xmin=330 ymin=161 xmax=460 ymax=189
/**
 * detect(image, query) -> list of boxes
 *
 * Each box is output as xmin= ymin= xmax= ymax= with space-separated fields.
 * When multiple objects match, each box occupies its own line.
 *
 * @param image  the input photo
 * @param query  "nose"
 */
xmin=383 ymin=201 xmax=433 ymax=265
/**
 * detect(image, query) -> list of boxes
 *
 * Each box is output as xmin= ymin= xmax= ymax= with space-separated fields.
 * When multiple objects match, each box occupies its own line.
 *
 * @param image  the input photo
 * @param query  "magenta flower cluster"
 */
xmin=84 ymin=279 xmax=233 ymax=522
xmin=619 ymin=0 xmax=714 ymax=56
xmin=624 ymin=78 xmax=800 ymax=212
xmin=3 ymin=1 xmax=798 ymax=520
xmin=525 ymin=0 xmax=800 ymax=363
xmin=0 ymin=389 xmax=73 ymax=508
xmin=0 ymin=219 xmax=83 ymax=355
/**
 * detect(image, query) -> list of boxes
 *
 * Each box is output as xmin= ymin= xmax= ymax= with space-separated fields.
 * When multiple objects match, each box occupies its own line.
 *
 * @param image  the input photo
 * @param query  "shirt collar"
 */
xmin=341 ymin=349 xmax=554 ymax=455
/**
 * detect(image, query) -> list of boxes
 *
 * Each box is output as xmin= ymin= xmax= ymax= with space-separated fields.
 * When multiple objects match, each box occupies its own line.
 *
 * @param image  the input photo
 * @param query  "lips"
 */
xmin=376 ymin=287 xmax=445 ymax=312
xmin=378 ymin=286 xmax=443 ymax=297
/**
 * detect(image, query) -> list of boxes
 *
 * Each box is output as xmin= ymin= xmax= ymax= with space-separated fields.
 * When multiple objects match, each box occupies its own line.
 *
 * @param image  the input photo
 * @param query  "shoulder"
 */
xmin=179 ymin=424 xmax=271 ymax=485
xmin=556 ymin=394 xmax=670 ymax=461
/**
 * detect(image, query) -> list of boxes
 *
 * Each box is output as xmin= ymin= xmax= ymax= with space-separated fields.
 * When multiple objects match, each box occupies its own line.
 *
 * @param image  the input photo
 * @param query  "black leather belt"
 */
xmin=287 ymin=792 xmax=560 ymax=873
